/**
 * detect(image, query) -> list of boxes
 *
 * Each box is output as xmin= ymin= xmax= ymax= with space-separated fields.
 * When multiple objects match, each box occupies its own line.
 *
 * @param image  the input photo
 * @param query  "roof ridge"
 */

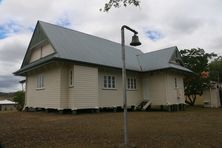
xmin=38 ymin=20 xmax=143 ymax=53
xmin=141 ymin=46 xmax=177 ymax=56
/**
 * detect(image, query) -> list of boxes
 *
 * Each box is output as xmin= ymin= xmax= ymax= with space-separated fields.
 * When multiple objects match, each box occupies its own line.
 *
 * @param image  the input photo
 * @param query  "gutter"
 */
xmin=14 ymin=58 xmax=56 ymax=76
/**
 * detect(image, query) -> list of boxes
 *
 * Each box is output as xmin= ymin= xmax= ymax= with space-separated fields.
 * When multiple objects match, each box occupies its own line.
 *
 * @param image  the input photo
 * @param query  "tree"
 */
xmin=13 ymin=91 xmax=25 ymax=111
xmin=180 ymin=48 xmax=216 ymax=105
xmin=208 ymin=56 xmax=222 ymax=83
xmin=101 ymin=0 xmax=140 ymax=12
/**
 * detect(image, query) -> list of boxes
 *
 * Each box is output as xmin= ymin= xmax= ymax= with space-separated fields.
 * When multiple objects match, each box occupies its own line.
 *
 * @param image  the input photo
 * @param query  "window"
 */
xmin=128 ymin=77 xmax=136 ymax=90
xmin=174 ymin=78 xmax=177 ymax=88
xmin=40 ymin=47 xmax=43 ymax=58
xmin=37 ymin=74 xmax=44 ymax=89
xmin=69 ymin=68 xmax=74 ymax=87
xmin=104 ymin=75 xmax=116 ymax=89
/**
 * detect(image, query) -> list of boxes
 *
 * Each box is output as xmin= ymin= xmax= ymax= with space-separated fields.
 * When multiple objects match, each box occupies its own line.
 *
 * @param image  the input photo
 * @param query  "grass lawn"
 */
xmin=0 ymin=106 xmax=222 ymax=148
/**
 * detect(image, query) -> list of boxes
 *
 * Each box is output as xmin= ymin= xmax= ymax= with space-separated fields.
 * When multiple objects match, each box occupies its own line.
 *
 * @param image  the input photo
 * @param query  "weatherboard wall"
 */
xmin=165 ymin=71 xmax=185 ymax=104
xmin=98 ymin=68 xmax=143 ymax=107
xmin=29 ymin=44 xmax=55 ymax=63
xmin=142 ymin=71 xmax=167 ymax=105
xmin=142 ymin=71 xmax=185 ymax=106
xmin=203 ymin=87 xmax=221 ymax=108
xmin=59 ymin=63 xmax=69 ymax=109
xmin=26 ymin=64 xmax=61 ymax=109
xmin=24 ymin=62 xmax=186 ymax=110
xmin=68 ymin=65 xmax=99 ymax=109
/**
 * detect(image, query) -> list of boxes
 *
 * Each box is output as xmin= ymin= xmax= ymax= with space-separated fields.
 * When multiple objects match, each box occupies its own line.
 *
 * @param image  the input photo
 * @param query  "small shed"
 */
xmin=0 ymin=100 xmax=17 ymax=111
xmin=203 ymin=82 xmax=221 ymax=108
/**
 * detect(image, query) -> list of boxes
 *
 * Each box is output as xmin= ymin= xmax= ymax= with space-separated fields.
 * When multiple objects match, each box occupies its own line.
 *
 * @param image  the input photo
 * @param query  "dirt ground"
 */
xmin=0 ymin=106 xmax=222 ymax=148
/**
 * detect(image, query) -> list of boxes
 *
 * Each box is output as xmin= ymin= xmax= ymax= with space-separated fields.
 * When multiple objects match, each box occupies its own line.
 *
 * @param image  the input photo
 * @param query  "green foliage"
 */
xmin=208 ymin=56 xmax=222 ymax=82
xmin=180 ymin=48 xmax=217 ymax=105
xmin=101 ymin=0 xmax=140 ymax=12
xmin=13 ymin=91 xmax=25 ymax=111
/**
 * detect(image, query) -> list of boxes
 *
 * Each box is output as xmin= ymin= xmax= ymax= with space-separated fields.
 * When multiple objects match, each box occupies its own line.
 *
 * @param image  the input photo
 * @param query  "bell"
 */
xmin=130 ymin=34 xmax=141 ymax=46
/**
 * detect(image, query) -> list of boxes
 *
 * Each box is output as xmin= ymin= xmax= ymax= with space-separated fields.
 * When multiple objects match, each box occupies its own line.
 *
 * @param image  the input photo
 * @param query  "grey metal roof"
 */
xmin=138 ymin=47 xmax=176 ymax=71
xmin=168 ymin=64 xmax=193 ymax=73
xmin=14 ymin=54 xmax=57 ymax=75
xmin=40 ymin=21 xmax=143 ymax=71
xmin=15 ymin=21 xmax=192 ymax=75
xmin=138 ymin=46 xmax=192 ymax=73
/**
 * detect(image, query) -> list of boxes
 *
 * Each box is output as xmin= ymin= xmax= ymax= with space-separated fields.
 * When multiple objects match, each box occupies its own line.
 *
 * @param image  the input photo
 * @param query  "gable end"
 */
xmin=169 ymin=48 xmax=184 ymax=66
xmin=21 ymin=21 xmax=57 ymax=68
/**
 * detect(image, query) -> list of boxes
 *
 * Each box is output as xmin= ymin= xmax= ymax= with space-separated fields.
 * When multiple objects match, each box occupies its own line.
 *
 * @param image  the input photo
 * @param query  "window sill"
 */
xmin=127 ymin=89 xmax=137 ymax=91
xmin=36 ymin=88 xmax=45 ymax=90
xmin=102 ymin=88 xmax=117 ymax=90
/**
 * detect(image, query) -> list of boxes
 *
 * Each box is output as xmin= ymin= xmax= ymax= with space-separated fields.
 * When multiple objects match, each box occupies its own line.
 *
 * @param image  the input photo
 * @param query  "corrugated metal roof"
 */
xmin=138 ymin=46 xmax=192 ymax=72
xmin=138 ymin=46 xmax=176 ymax=71
xmin=14 ymin=54 xmax=56 ymax=75
xmin=168 ymin=64 xmax=193 ymax=73
xmin=40 ymin=21 xmax=143 ymax=71
xmin=15 ymin=21 xmax=192 ymax=75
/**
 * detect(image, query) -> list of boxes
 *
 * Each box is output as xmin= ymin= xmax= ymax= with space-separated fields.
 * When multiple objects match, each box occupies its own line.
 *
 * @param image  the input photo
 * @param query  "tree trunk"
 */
xmin=185 ymin=95 xmax=196 ymax=106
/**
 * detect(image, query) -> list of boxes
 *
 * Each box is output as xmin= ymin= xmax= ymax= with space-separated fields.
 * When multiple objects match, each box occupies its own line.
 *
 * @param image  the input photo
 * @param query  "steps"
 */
xmin=136 ymin=100 xmax=151 ymax=111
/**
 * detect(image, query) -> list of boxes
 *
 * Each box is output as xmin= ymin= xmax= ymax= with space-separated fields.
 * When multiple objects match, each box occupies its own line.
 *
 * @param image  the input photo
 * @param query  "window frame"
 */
xmin=127 ymin=77 xmax=137 ymax=90
xmin=40 ymin=46 xmax=43 ymax=58
xmin=174 ymin=77 xmax=178 ymax=88
xmin=103 ymin=75 xmax=116 ymax=89
xmin=69 ymin=68 xmax=74 ymax=87
xmin=36 ymin=74 xmax=44 ymax=90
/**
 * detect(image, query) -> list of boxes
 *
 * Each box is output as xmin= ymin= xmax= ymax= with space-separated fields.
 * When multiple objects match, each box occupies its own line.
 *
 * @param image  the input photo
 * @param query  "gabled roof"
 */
xmin=15 ymin=21 xmax=192 ymax=75
xmin=26 ymin=21 xmax=142 ymax=71
xmin=138 ymin=46 xmax=191 ymax=72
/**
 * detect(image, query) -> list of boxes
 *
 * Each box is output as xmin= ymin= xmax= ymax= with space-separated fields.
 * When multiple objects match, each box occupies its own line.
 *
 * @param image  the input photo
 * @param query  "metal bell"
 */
xmin=130 ymin=34 xmax=141 ymax=46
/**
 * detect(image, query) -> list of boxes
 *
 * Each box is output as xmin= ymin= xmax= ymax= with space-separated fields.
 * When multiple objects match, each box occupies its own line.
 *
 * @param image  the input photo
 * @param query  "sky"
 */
xmin=0 ymin=0 xmax=222 ymax=92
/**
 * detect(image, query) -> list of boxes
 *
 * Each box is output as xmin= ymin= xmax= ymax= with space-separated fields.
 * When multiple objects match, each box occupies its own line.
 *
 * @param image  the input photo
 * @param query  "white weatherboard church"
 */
xmin=14 ymin=21 xmax=192 ymax=112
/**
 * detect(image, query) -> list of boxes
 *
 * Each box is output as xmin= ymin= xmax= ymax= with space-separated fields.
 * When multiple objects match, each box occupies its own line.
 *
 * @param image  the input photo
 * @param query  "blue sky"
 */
xmin=56 ymin=15 xmax=71 ymax=28
xmin=146 ymin=31 xmax=163 ymax=41
xmin=0 ymin=20 xmax=22 ymax=39
xmin=0 ymin=26 xmax=7 ymax=39
xmin=0 ymin=0 xmax=222 ymax=92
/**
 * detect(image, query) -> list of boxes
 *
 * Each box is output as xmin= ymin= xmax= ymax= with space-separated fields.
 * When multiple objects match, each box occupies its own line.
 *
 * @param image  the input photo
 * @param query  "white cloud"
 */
xmin=0 ymin=0 xmax=222 ymax=91
xmin=0 ymin=31 xmax=30 ymax=92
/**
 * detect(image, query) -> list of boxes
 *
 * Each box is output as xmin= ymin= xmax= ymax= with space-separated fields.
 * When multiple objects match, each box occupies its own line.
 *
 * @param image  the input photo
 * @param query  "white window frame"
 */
xmin=36 ymin=74 xmax=44 ymax=89
xmin=69 ymin=68 xmax=74 ymax=87
xmin=127 ymin=77 xmax=136 ymax=90
xmin=103 ymin=75 xmax=116 ymax=89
